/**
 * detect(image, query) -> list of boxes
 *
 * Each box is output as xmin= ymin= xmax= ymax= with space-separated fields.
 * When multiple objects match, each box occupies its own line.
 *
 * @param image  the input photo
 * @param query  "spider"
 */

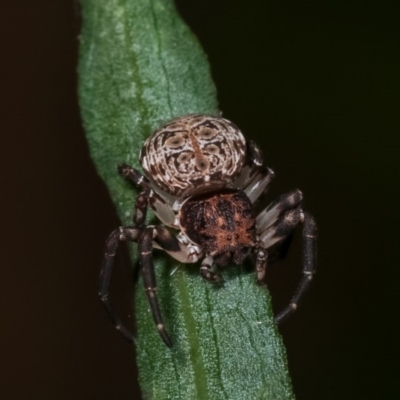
xmin=100 ymin=114 xmax=317 ymax=347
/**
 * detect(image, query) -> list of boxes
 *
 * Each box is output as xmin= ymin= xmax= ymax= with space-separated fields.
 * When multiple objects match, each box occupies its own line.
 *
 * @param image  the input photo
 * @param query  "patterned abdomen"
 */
xmin=140 ymin=115 xmax=246 ymax=196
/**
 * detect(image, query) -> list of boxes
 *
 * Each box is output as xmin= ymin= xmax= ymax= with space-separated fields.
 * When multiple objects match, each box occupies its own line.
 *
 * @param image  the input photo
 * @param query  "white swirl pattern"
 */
xmin=140 ymin=115 xmax=246 ymax=196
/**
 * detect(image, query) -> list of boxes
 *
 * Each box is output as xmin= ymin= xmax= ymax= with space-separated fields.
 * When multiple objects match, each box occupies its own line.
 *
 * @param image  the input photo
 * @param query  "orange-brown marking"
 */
xmin=189 ymin=132 xmax=209 ymax=172
xmin=180 ymin=191 xmax=256 ymax=265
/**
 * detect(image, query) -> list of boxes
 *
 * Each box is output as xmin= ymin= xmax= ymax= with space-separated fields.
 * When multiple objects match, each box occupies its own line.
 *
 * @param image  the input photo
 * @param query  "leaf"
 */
xmin=78 ymin=0 xmax=294 ymax=398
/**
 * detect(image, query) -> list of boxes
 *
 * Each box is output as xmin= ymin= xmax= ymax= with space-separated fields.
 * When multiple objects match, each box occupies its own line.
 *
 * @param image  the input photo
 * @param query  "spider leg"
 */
xmin=267 ymin=232 xmax=295 ymax=265
xmin=99 ymin=188 xmax=149 ymax=343
xmin=139 ymin=227 xmax=173 ymax=347
xmin=132 ymin=190 xmax=149 ymax=227
xmin=232 ymin=140 xmax=261 ymax=188
xmin=119 ymin=163 xmax=177 ymax=227
xmin=236 ymin=139 xmax=275 ymax=203
xmin=256 ymin=191 xmax=317 ymax=322
xmin=248 ymin=140 xmax=264 ymax=166
xmin=260 ymin=204 xmax=304 ymax=249
xmin=255 ymin=200 xmax=298 ymax=283
xmin=200 ymin=255 xmax=221 ymax=283
xmin=274 ymin=212 xmax=317 ymax=323
xmin=153 ymin=227 xmax=203 ymax=264
xmin=244 ymin=167 xmax=275 ymax=204
xmin=101 ymin=214 xmax=197 ymax=345
xmin=100 ymin=227 xmax=140 ymax=343
xmin=255 ymin=246 xmax=268 ymax=283
xmin=118 ymin=163 xmax=150 ymax=188
xmin=139 ymin=226 xmax=203 ymax=346
xmin=257 ymin=190 xmax=303 ymax=243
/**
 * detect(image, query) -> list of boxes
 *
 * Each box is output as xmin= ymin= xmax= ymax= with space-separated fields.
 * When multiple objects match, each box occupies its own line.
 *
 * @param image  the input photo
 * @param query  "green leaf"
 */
xmin=78 ymin=0 xmax=295 ymax=399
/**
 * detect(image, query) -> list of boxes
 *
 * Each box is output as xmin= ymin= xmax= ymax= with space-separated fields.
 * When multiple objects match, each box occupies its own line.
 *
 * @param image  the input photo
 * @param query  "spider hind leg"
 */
xmin=274 ymin=212 xmax=317 ymax=323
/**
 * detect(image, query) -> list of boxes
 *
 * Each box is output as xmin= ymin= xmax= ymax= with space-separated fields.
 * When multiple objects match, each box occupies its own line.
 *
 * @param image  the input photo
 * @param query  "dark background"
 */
xmin=2 ymin=1 xmax=399 ymax=399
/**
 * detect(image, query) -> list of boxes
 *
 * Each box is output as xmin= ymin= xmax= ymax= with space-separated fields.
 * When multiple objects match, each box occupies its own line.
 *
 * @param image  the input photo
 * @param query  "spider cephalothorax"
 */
xmin=100 ymin=114 xmax=317 ymax=347
xmin=180 ymin=190 xmax=256 ymax=269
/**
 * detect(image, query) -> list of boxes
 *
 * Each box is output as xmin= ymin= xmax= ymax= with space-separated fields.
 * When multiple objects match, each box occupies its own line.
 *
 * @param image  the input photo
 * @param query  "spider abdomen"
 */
xmin=179 ymin=190 xmax=256 ymax=266
xmin=140 ymin=115 xmax=246 ymax=197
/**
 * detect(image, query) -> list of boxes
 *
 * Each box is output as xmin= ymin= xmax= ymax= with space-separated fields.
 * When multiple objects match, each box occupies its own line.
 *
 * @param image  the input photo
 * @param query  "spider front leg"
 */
xmin=200 ymin=256 xmax=221 ymax=283
xmin=255 ymin=246 xmax=268 ymax=283
xmin=138 ymin=226 xmax=203 ymax=347
xmin=100 ymin=226 xmax=141 ymax=343
xmin=139 ymin=227 xmax=173 ymax=347
xmin=99 ymin=187 xmax=149 ymax=343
